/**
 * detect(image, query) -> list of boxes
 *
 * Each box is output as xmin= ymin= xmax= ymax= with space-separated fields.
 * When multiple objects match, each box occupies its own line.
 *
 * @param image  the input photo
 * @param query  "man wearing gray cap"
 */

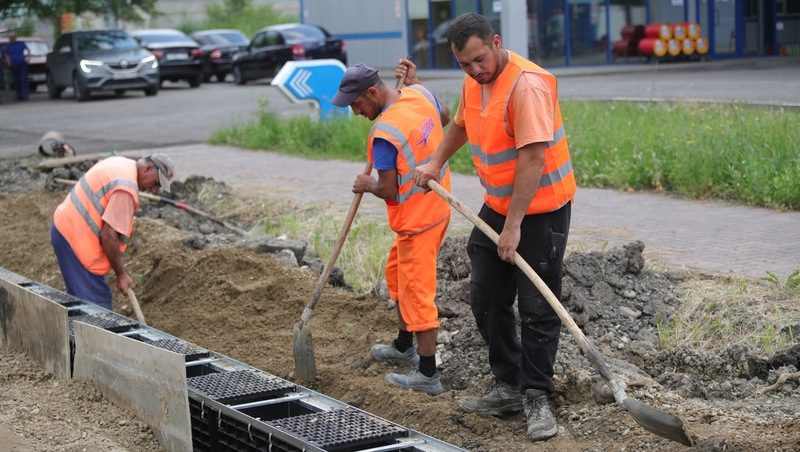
xmin=333 ymin=63 xmax=451 ymax=395
xmin=51 ymin=154 xmax=175 ymax=309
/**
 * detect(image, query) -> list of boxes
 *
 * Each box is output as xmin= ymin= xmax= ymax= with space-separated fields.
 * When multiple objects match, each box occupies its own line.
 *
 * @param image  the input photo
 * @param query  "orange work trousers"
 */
xmin=385 ymin=218 xmax=449 ymax=332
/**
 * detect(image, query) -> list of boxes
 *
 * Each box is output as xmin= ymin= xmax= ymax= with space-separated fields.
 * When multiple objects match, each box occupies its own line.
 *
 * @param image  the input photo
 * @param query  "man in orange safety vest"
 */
xmin=333 ymin=63 xmax=451 ymax=395
xmin=51 ymin=154 xmax=175 ymax=310
xmin=412 ymin=13 xmax=575 ymax=441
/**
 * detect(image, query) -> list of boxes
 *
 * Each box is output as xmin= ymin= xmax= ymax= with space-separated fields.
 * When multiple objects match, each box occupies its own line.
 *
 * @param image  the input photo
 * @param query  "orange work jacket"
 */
xmin=53 ymin=156 xmax=140 ymax=275
xmin=368 ymin=84 xmax=451 ymax=235
xmin=462 ymin=50 xmax=576 ymax=216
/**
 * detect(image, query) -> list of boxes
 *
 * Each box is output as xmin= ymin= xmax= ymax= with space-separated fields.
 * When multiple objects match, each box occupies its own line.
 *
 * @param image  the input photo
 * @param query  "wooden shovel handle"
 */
xmin=426 ymin=180 xmax=626 ymax=399
xmin=299 ymin=161 xmax=372 ymax=326
xmin=126 ymin=288 xmax=147 ymax=325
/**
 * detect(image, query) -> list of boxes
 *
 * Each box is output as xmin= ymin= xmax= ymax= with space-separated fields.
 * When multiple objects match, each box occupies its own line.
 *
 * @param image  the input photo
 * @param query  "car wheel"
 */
xmin=233 ymin=66 xmax=246 ymax=85
xmin=73 ymin=74 xmax=89 ymax=102
xmin=47 ymin=73 xmax=63 ymax=99
xmin=203 ymin=72 xmax=212 ymax=83
xmin=189 ymin=72 xmax=202 ymax=88
xmin=144 ymin=84 xmax=158 ymax=96
xmin=215 ymin=72 xmax=227 ymax=83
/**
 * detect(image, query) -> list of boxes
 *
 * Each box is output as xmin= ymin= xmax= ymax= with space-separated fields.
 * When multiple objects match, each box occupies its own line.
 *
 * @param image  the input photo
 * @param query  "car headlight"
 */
xmin=142 ymin=54 xmax=158 ymax=69
xmin=79 ymin=59 xmax=104 ymax=73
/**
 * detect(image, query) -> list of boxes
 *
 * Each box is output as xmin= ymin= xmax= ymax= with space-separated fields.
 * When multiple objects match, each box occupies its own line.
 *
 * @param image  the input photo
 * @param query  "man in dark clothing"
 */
xmin=4 ymin=33 xmax=30 ymax=101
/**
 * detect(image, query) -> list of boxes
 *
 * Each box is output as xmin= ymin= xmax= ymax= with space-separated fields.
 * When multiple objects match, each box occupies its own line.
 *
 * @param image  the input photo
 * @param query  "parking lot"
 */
xmin=1 ymin=56 xmax=798 ymax=160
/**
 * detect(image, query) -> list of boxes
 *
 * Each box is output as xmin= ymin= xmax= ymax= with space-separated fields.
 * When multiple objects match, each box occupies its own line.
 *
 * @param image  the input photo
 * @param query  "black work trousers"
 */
xmin=467 ymin=202 xmax=571 ymax=394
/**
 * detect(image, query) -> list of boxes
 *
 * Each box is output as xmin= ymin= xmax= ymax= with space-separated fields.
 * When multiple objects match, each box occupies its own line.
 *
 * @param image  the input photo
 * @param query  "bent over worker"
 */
xmin=51 ymin=154 xmax=175 ymax=310
xmin=412 ymin=13 xmax=576 ymax=441
xmin=332 ymin=63 xmax=451 ymax=395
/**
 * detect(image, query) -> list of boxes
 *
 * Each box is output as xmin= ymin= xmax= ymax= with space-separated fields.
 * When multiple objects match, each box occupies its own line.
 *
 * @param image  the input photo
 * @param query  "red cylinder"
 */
xmin=695 ymin=36 xmax=709 ymax=55
xmin=682 ymin=38 xmax=695 ymax=56
xmin=667 ymin=39 xmax=682 ymax=56
xmin=687 ymin=23 xmax=701 ymax=40
xmin=644 ymin=23 xmax=671 ymax=40
xmin=638 ymin=38 xmax=667 ymax=57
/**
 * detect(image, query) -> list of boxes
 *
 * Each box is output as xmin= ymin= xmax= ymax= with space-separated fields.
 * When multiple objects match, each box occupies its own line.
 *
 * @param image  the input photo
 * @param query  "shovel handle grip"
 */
xmin=300 ymin=161 xmax=373 ymax=325
xmin=426 ymin=180 xmax=626 ymax=400
xmin=126 ymin=288 xmax=147 ymax=325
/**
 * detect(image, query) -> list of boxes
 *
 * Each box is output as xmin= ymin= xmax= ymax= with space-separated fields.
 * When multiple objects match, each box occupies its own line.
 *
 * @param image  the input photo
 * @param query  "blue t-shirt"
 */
xmin=372 ymin=85 xmax=443 ymax=171
xmin=5 ymin=41 xmax=28 ymax=65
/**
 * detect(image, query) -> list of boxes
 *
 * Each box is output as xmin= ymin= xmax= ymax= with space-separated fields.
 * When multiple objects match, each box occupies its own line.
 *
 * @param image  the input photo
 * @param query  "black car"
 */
xmin=131 ymin=29 xmax=203 ymax=87
xmin=190 ymin=29 xmax=248 ymax=82
xmin=45 ymin=29 xmax=159 ymax=101
xmin=231 ymin=23 xmax=347 ymax=85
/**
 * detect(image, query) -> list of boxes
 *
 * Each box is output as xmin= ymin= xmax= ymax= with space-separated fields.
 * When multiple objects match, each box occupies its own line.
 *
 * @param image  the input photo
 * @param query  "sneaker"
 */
xmin=370 ymin=343 xmax=419 ymax=367
xmin=458 ymin=378 xmax=523 ymax=415
xmin=523 ymin=389 xmax=558 ymax=441
xmin=384 ymin=369 xmax=443 ymax=395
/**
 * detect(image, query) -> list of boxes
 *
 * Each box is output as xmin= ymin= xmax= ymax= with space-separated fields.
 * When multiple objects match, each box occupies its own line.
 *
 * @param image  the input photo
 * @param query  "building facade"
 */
xmin=301 ymin=0 xmax=800 ymax=68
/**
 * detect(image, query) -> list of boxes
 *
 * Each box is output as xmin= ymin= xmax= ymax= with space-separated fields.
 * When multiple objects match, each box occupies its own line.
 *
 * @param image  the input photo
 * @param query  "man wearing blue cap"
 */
xmin=333 ymin=63 xmax=452 ymax=395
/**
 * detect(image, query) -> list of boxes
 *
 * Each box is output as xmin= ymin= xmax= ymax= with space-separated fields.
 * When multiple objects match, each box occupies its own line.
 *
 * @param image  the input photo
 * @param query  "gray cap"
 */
xmin=332 ymin=64 xmax=380 ymax=107
xmin=148 ymin=153 xmax=175 ymax=193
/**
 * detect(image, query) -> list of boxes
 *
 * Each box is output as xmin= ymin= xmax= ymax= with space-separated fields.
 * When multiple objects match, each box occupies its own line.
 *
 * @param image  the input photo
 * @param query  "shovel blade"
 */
xmin=292 ymin=323 xmax=317 ymax=384
xmin=621 ymin=397 xmax=694 ymax=446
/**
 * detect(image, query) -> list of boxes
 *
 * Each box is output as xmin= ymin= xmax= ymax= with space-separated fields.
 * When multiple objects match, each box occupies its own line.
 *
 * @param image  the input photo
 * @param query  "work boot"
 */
xmin=458 ymin=378 xmax=523 ymax=415
xmin=384 ymin=369 xmax=443 ymax=395
xmin=523 ymin=389 xmax=558 ymax=441
xmin=370 ymin=343 xmax=419 ymax=367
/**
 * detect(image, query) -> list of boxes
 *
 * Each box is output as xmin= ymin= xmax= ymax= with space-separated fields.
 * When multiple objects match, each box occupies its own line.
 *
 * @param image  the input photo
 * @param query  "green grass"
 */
xmin=254 ymin=203 xmax=393 ymax=294
xmin=211 ymin=100 xmax=800 ymax=211
xmin=657 ymin=275 xmax=800 ymax=354
xmin=177 ymin=0 xmax=296 ymax=38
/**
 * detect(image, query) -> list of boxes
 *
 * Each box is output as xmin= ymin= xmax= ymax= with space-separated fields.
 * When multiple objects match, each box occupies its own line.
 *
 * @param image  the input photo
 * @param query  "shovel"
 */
xmin=426 ymin=180 xmax=694 ymax=447
xmin=292 ymin=67 xmax=408 ymax=383
xmin=292 ymin=161 xmax=373 ymax=383
xmin=126 ymin=288 xmax=147 ymax=325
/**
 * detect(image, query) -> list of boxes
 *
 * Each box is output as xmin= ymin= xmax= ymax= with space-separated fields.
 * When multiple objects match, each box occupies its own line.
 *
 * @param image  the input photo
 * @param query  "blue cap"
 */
xmin=332 ymin=64 xmax=379 ymax=107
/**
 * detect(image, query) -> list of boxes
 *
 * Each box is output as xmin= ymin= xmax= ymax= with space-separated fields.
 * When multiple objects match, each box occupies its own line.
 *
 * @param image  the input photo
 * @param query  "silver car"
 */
xmin=46 ymin=29 xmax=159 ymax=101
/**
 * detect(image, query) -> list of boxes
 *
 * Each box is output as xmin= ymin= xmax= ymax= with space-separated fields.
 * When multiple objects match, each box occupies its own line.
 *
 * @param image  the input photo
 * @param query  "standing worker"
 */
xmin=3 ymin=33 xmax=29 ymax=101
xmin=51 ymin=154 xmax=175 ymax=310
xmin=332 ymin=63 xmax=451 ymax=395
xmin=411 ymin=13 xmax=575 ymax=441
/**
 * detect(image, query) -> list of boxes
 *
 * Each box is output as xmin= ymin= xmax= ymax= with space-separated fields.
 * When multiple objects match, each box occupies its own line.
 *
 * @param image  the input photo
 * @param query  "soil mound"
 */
xmin=1 ymin=159 xmax=799 ymax=451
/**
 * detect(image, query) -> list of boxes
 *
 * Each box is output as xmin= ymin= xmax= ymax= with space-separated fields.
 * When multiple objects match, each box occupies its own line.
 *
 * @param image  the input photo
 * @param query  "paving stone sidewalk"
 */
xmin=145 ymin=143 xmax=799 ymax=281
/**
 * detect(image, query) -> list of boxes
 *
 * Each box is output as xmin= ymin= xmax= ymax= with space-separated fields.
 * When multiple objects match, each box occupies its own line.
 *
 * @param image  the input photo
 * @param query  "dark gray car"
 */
xmin=46 ymin=29 xmax=159 ymax=101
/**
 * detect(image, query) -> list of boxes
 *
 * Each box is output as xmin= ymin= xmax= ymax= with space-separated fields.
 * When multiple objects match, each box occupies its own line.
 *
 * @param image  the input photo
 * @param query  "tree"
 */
xmin=1 ymin=0 xmax=159 ymax=35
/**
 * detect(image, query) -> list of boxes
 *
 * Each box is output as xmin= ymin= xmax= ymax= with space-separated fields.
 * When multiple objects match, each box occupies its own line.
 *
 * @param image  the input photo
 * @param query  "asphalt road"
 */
xmin=1 ymin=57 xmax=798 ymax=159
xmin=1 ymin=58 xmax=798 ymax=279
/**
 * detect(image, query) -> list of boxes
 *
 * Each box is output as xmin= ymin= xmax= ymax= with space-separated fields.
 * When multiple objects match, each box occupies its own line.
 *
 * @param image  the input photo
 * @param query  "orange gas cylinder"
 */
xmin=639 ymin=38 xmax=667 ymax=57
xmin=673 ymin=23 xmax=688 ymax=41
xmin=682 ymin=38 xmax=695 ymax=56
xmin=695 ymin=36 xmax=709 ymax=55
xmin=687 ymin=23 xmax=701 ymax=40
xmin=667 ymin=39 xmax=682 ymax=56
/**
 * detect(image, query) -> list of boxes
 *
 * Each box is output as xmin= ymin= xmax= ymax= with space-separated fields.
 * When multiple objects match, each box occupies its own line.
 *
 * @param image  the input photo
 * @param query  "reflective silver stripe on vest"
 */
xmin=69 ymin=189 xmax=102 ymax=237
xmin=407 ymin=85 xmax=438 ymax=110
xmin=481 ymin=158 xmax=573 ymax=199
xmin=548 ymin=125 xmax=566 ymax=147
xmin=395 ymin=163 xmax=449 ymax=203
xmin=71 ymin=176 xmax=138 ymax=237
xmin=470 ymin=125 xmax=565 ymax=166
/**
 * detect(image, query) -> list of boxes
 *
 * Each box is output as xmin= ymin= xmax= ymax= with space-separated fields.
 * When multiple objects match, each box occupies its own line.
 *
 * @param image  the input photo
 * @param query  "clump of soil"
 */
xmin=1 ymin=159 xmax=800 ymax=451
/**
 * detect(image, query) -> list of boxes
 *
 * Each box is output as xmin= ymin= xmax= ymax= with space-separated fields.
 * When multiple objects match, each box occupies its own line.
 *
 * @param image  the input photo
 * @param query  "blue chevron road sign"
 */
xmin=271 ymin=59 xmax=349 ymax=120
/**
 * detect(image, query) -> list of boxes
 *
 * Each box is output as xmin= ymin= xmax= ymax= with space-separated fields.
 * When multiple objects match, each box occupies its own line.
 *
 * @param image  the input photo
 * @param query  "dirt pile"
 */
xmin=1 ymin=158 xmax=799 ymax=451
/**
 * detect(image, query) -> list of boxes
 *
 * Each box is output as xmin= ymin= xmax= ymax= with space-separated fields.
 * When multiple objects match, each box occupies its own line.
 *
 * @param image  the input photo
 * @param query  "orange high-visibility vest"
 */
xmin=53 ymin=156 xmax=140 ymax=275
xmin=462 ymin=51 xmax=576 ymax=216
xmin=368 ymin=85 xmax=451 ymax=235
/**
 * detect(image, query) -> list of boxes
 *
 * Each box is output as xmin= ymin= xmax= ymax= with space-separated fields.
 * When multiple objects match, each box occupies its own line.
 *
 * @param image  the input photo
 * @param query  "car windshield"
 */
xmin=205 ymin=32 xmax=248 ymax=45
xmin=77 ymin=32 xmax=139 ymax=51
xmin=25 ymin=41 xmax=50 ymax=55
xmin=280 ymin=25 xmax=327 ymax=44
xmin=136 ymin=33 xmax=191 ymax=44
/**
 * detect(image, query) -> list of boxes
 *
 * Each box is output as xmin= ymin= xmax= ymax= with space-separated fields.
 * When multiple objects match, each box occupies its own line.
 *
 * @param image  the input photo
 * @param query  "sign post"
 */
xmin=271 ymin=59 xmax=350 ymax=120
